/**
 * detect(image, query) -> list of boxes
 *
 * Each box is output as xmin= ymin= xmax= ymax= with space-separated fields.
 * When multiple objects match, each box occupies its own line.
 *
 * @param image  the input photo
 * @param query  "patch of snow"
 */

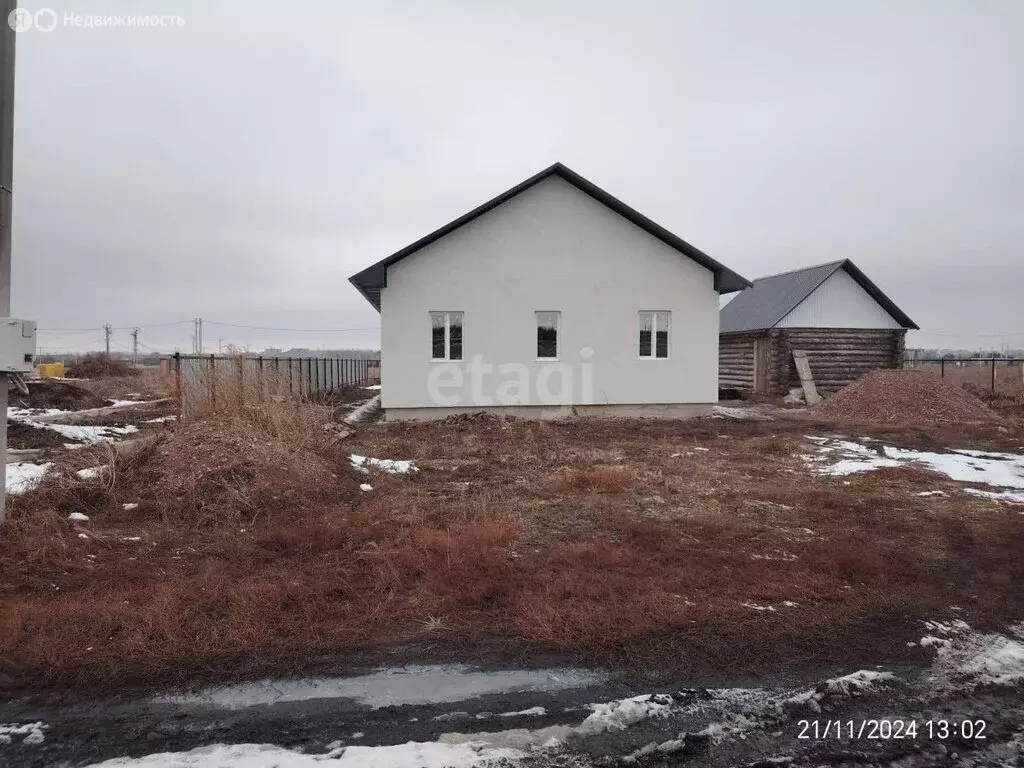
xmin=712 ymin=405 xmax=772 ymax=421
xmin=0 ymin=721 xmax=47 ymax=746
xmin=916 ymin=490 xmax=948 ymax=497
xmin=143 ymin=415 xmax=177 ymax=424
xmin=77 ymin=465 xmax=108 ymax=480
xmin=5 ymin=462 xmax=52 ymax=494
xmin=350 ymin=454 xmax=418 ymax=475
xmin=777 ymin=670 xmax=895 ymax=714
xmin=7 ymin=407 xmax=66 ymax=421
xmin=121 ymin=536 xmax=143 ymax=542
xmin=742 ymin=602 xmax=777 ymax=612
xmin=808 ymin=438 xmax=1024 ymax=491
xmin=359 ymin=483 xmax=373 ymax=492
xmin=45 ymin=424 xmax=139 ymax=445
xmin=363 ymin=384 xmax=382 ymax=390
xmin=924 ymin=619 xmax=971 ymax=635
xmin=78 ymin=533 xmax=89 ymax=540
xmin=963 ymin=488 xmax=1024 ymax=504
xmin=68 ymin=512 xmax=90 ymax=521
xmin=80 ymin=741 xmax=522 ymax=767
xmin=345 ymin=394 xmax=381 ymax=424
xmin=498 ymin=706 xmax=547 ymax=717
xmin=122 ymin=503 xmax=139 ymax=511
xmin=923 ymin=620 xmax=1024 ymax=690
xmin=576 ymin=694 xmax=675 ymax=735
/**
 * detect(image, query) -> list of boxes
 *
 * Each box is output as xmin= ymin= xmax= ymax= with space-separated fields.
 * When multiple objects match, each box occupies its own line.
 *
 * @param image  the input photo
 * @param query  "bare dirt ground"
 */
xmin=2 ymin=390 xmax=1023 ymax=697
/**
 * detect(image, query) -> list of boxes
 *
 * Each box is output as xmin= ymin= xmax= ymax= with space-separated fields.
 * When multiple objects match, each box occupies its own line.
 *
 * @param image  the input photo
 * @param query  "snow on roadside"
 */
xmin=5 ymin=462 xmax=52 ymax=494
xmin=350 ymin=454 xmax=418 ymax=475
xmin=575 ymin=694 xmax=675 ymax=735
xmin=920 ymin=619 xmax=1024 ymax=691
xmin=81 ymin=740 xmax=522 ymax=767
xmin=0 ymin=721 xmax=47 ymax=745
xmin=776 ymin=670 xmax=896 ymax=715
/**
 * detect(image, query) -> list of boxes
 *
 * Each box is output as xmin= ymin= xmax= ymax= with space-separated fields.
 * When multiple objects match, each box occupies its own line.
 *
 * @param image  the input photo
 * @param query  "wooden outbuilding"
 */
xmin=719 ymin=260 xmax=918 ymax=396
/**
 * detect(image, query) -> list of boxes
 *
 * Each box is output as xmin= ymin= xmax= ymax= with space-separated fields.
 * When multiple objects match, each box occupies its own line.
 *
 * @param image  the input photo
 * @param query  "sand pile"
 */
xmin=814 ymin=369 xmax=1001 ymax=424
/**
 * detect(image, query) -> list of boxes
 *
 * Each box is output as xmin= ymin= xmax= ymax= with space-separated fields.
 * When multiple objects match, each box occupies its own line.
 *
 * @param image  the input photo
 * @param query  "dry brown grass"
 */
xmin=76 ymin=368 xmax=174 ymax=401
xmin=2 ymin=412 xmax=1023 ymax=693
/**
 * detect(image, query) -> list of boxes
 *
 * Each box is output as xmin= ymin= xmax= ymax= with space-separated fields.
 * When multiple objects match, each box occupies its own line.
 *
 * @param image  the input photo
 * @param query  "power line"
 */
xmin=204 ymin=320 xmax=380 ymax=333
xmin=39 ymin=320 xmax=193 ymax=332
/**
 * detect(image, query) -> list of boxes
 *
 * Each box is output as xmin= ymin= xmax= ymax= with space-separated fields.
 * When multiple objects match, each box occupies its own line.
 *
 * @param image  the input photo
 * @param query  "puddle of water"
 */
xmin=155 ymin=665 xmax=610 ymax=710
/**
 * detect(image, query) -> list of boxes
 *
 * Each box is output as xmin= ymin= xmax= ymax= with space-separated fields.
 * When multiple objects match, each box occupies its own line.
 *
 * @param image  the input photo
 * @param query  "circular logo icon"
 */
xmin=8 ymin=8 xmax=32 ymax=31
xmin=33 ymin=7 xmax=56 ymax=32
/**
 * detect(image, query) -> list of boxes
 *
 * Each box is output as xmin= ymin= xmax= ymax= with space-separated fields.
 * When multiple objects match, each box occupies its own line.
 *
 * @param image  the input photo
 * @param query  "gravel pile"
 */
xmin=814 ymin=369 xmax=1001 ymax=424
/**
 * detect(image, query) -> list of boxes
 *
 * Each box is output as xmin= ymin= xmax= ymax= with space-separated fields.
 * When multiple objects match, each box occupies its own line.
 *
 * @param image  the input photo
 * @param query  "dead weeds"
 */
xmin=2 ymin=412 xmax=1023 ymax=694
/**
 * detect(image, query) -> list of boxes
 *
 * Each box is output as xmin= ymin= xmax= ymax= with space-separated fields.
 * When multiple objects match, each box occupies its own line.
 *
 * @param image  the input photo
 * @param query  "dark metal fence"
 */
xmin=169 ymin=353 xmax=380 ymax=414
xmin=905 ymin=356 xmax=1024 ymax=395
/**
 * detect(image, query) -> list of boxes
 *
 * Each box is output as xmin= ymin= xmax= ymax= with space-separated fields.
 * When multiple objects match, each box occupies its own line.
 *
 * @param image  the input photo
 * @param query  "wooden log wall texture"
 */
xmin=718 ymin=332 xmax=761 ymax=389
xmin=768 ymin=328 xmax=908 ymax=395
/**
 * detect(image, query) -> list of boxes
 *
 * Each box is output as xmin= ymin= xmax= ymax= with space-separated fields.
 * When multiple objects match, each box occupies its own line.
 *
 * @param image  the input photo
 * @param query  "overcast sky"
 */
xmin=11 ymin=0 xmax=1023 ymax=355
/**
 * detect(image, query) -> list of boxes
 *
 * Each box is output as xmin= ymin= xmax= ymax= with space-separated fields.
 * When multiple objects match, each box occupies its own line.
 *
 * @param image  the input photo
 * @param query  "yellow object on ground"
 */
xmin=35 ymin=362 xmax=66 ymax=378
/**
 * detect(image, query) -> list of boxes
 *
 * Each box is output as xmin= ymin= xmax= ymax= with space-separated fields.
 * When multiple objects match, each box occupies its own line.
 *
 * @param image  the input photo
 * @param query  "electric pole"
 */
xmin=1 ymin=0 xmax=17 ymax=524
xmin=103 ymin=323 xmax=112 ymax=358
xmin=131 ymin=327 xmax=139 ymax=368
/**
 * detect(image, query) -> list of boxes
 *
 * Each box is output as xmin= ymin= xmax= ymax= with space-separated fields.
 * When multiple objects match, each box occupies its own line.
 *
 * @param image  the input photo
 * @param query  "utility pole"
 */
xmin=0 ymin=0 xmax=15 ymax=524
xmin=131 ymin=327 xmax=139 ymax=368
xmin=193 ymin=317 xmax=204 ymax=353
xmin=0 ymin=1 xmax=14 ymax=524
xmin=103 ymin=323 xmax=112 ymax=358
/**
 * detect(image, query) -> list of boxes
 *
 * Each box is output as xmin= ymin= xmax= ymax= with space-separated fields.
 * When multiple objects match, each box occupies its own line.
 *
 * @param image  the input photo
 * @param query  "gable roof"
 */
xmin=719 ymin=259 xmax=918 ymax=333
xmin=349 ymin=162 xmax=751 ymax=310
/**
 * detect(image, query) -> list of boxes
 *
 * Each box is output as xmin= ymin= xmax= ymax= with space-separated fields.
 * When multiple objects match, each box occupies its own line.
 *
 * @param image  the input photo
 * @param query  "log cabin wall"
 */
xmin=718 ymin=331 xmax=763 ymax=390
xmin=769 ymin=328 xmax=907 ymax=395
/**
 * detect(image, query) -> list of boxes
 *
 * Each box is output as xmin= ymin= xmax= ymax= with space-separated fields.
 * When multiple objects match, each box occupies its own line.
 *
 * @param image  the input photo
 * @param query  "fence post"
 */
xmin=258 ymin=356 xmax=264 ymax=402
xmin=940 ymin=358 xmax=945 ymax=378
xmin=307 ymin=358 xmax=312 ymax=398
xmin=209 ymin=354 xmax=217 ymax=410
xmin=173 ymin=352 xmax=182 ymax=419
xmin=992 ymin=357 xmax=996 ymax=392
xmin=236 ymin=354 xmax=245 ymax=407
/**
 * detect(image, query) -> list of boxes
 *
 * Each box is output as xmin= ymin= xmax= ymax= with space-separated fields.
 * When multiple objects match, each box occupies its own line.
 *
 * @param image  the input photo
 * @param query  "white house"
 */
xmin=349 ymin=163 xmax=750 ymax=420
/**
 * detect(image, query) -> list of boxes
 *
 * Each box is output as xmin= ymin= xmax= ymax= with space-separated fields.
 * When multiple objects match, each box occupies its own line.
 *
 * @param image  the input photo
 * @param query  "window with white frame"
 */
xmin=536 ymin=311 xmax=560 ymax=359
xmin=638 ymin=311 xmax=670 ymax=358
xmin=430 ymin=311 xmax=463 ymax=360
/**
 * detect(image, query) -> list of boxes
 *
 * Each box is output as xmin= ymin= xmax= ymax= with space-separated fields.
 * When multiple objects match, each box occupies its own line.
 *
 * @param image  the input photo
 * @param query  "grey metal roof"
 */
xmin=719 ymin=259 xmax=918 ymax=333
xmin=349 ymin=163 xmax=751 ymax=311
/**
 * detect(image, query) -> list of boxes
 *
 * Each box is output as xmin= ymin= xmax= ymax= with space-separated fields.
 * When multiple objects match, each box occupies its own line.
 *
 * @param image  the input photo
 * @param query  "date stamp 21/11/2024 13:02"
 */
xmin=797 ymin=719 xmax=988 ymax=741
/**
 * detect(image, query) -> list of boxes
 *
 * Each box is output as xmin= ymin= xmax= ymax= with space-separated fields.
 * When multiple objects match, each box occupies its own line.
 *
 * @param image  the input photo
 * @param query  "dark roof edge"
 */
xmin=834 ymin=259 xmax=919 ymax=330
xmin=348 ymin=162 xmax=751 ymax=311
xmin=769 ymin=258 xmax=918 ymax=330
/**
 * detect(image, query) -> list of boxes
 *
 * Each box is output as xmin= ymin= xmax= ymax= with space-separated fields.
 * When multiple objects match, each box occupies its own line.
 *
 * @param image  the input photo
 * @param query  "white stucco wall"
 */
xmin=379 ymin=176 xmax=720 ymax=410
xmin=776 ymin=269 xmax=902 ymax=329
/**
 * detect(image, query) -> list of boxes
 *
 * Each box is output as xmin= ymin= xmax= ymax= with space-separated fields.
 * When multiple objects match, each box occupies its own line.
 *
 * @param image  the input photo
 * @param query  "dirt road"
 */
xmin=2 ymin=620 xmax=1022 ymax=767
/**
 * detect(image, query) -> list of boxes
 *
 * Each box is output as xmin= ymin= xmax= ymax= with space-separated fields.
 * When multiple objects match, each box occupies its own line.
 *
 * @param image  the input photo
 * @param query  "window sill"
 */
xmin=430 ymin=358 xmax=463 ymax=363
xmin=637 ymin=356 xmax=670 ymax=361
xmin=536 ymin=357 xmax=560 ymax=362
